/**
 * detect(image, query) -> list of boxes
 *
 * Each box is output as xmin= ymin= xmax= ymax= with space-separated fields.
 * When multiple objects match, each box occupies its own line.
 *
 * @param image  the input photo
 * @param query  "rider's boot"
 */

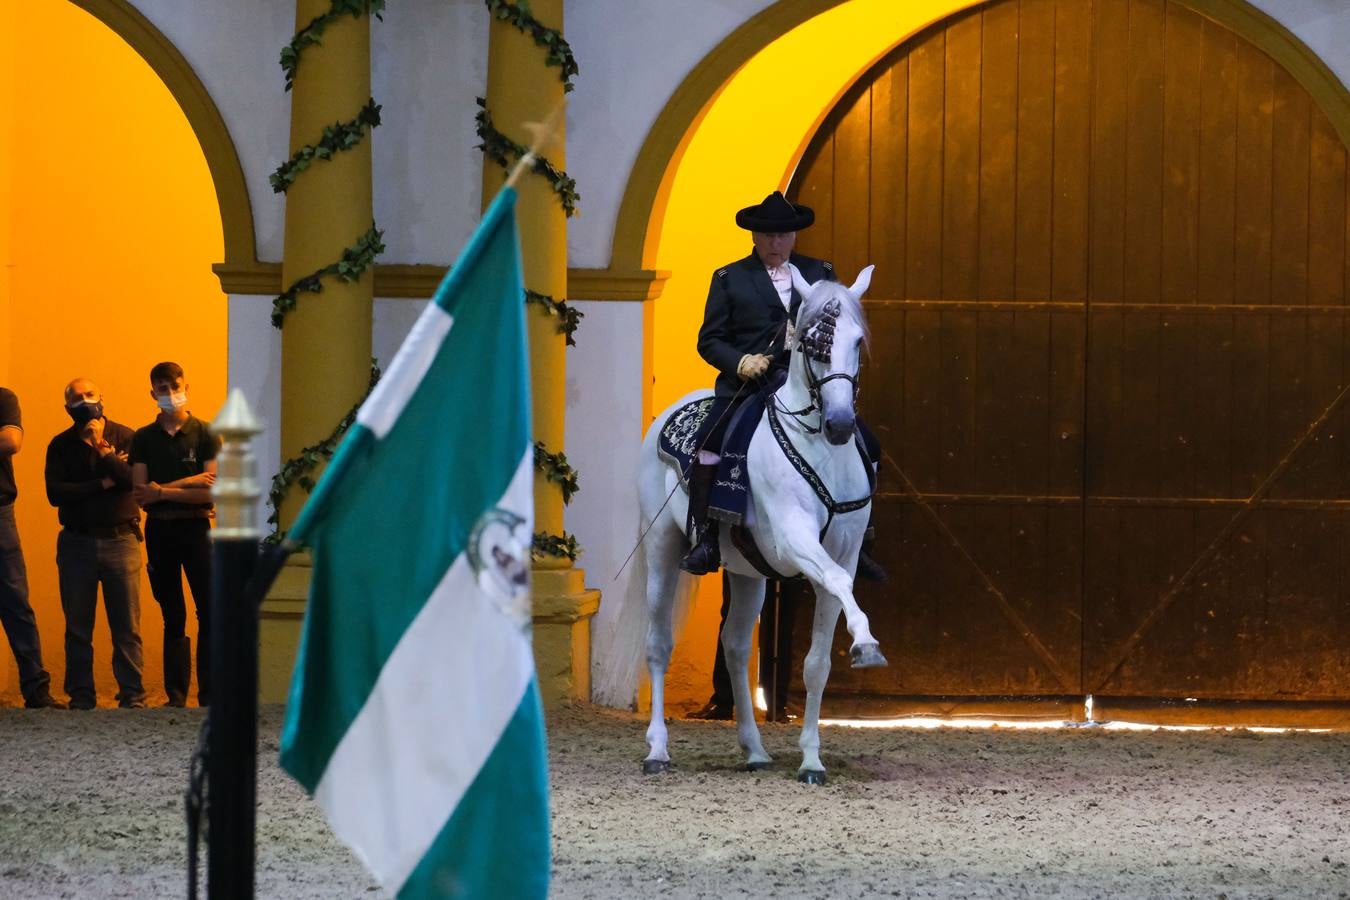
xmin=680 ymin=463 xmax=722 ymax=575
xmin=855 ymin=525 xmax=887 ymax=582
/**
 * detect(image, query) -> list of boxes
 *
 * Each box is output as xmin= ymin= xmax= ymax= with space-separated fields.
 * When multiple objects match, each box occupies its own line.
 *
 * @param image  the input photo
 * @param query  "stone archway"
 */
xmin=70 ymin=0 xmax=258 ymax=277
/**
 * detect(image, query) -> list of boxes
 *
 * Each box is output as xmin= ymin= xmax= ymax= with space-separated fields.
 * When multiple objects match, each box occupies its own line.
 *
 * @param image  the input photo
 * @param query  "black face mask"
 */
xmin=67 ymin=401 xmax=104 ymax=426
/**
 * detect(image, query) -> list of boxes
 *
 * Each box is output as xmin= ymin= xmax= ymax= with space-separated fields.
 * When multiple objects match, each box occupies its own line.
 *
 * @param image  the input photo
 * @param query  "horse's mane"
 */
xmin=795 ymin=277 xmax=870 ymax=348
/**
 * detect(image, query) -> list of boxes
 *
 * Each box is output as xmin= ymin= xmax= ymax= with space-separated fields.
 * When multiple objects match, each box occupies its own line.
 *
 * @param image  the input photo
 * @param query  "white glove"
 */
xmin=737 ymin=353 xmax=772 ymax=380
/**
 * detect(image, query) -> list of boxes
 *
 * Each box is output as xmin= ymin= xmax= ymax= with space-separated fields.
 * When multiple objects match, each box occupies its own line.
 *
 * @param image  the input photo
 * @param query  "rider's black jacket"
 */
xmin=697 ymin=250 xmax=836 ymax=398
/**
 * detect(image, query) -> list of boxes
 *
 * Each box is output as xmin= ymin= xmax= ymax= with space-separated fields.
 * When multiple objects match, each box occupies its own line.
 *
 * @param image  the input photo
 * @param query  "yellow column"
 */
xmin=483 ymin=0 xmax=598 ymax=705
xmin=260 ymin=2 xmax=375 ymax=700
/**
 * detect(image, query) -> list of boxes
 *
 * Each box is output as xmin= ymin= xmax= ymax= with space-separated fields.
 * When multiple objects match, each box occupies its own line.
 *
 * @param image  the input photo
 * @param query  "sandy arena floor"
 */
xmin=1 ymin=702 xmax=1348 ymax=898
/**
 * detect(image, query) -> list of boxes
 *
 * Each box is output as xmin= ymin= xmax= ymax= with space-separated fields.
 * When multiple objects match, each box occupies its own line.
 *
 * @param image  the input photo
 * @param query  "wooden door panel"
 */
xmin=786 ymin=0 xmax=1350 ymax=710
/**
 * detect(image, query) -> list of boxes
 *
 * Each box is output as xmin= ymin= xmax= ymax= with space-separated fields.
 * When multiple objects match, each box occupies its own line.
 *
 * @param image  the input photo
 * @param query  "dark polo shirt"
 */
xmin=130 ymin=414 xmax=219 ymax=518
xmin=44 ymin=419 xmax=139 ymax=529
xmin=0 ymin=388 xmax=20 ymax=507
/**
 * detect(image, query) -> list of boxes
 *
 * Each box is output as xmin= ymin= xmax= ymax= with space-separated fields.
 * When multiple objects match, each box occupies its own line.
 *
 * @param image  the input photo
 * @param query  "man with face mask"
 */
xmin=44 ymin=378 xmax=146 ymax=709
xmin=130 ymin=361 xmax=218 ymax=707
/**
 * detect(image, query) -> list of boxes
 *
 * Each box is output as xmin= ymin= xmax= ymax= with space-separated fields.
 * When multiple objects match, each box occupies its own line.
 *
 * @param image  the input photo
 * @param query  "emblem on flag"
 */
xmin=469 ymin=507 xmax=531 ymax=628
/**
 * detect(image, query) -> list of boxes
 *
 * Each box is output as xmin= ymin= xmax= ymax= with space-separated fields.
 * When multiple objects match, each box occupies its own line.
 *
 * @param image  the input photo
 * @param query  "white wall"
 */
xmin=370 ymin=0 xmax=487 ymax=263
xmin=562 ymin=300 xmax=648 ymax=642
xmin=225 ymin=295 xmax=281 ymax=531
xmin=563 ymin=0 xmax=774 ymax=267
xmin=373 ymin=297 xmax=430 ymax=367
xmin=130 ymin=0 xmax=489 ymax=265
xmin=1249 ymin=0 xmax=1350 ymax=88
xmin=130 ymin=0 xmax=293 ymax=260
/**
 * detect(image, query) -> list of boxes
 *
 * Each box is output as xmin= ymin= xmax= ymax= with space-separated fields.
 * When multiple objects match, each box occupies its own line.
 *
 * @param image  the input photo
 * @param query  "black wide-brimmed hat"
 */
xmin=735 ymin=191 xmax=814 ymax=232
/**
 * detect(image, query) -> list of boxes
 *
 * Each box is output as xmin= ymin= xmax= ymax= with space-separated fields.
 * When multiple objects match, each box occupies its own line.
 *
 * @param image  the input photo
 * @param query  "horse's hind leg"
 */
xmin=798 ymin=591 xmax=843 ymax=784
xmin=643 ymin=522 xmax=685 ymax=775
xmin=724 ymin=572 xmax=772 ymax=769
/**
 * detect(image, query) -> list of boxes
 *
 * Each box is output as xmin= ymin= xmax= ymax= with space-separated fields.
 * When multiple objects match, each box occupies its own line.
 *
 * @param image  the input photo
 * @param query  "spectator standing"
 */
xmin=131 ymin=362 xmax=217 ymax=707
xmin=44 ymin=378 xmax=146 ymax=709
xmin=0 ymin=387 xmax=63 ymax=709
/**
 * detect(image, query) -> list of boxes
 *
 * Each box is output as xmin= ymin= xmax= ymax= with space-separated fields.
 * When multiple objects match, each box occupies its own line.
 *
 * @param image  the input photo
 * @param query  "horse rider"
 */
xmin=681 ymin=190 xmax=884 ymax=579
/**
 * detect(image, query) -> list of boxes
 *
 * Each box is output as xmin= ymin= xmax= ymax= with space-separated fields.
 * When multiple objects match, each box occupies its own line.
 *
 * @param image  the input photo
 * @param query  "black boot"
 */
xmin=680 ymin=464 xmax=722 ymax=575
xmin=685 ymin=697 xmax=733 ymax=720
xmin=163 ymin=636 xmax=190 ymax=707
xmin=855 ymin=527 xmax=888 ymax=582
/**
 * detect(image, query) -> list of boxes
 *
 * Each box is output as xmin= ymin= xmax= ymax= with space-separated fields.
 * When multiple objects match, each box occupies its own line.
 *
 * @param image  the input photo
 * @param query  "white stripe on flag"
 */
xmin=358 ymin=302 xmax=455 ymax=439
xmin=313 ymin=451 xmax=535 ymax=891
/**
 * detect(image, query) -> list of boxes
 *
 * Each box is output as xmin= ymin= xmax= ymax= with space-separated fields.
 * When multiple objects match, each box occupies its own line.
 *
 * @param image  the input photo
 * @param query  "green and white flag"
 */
xmin=279 ymin=188 xmax=549 ymax=899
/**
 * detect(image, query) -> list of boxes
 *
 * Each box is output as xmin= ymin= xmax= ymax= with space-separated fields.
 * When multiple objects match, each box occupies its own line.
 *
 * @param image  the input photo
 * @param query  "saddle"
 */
xmin=656 ymin=396 xmax=876 ymax=581
xmin=657 ymin=394 xmax=764 ymax=518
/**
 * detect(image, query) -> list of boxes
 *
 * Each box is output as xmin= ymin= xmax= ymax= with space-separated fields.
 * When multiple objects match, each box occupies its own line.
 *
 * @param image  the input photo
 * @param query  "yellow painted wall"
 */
xmin=1 ymin=0 xmax=225 ymax=706
xmin=1 ymin=1 xmax=14 ymax=384
xmin=649 ymin=0 xmax=980 ymax=709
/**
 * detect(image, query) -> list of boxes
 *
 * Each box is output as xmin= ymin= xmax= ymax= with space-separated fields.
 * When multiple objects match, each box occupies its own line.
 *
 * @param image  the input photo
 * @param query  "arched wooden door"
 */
xmin=787 ymin=0 xmax=1350 ymax=718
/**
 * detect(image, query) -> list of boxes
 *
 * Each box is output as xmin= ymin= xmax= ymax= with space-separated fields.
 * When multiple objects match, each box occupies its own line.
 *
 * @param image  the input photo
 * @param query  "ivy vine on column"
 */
xmin=478 ymin=0 xmax=585 ymax=563
xmin=267 ymin=0 xmax=386 ymax=540
xmin=264 ymin=362 xmax=382 ymax=543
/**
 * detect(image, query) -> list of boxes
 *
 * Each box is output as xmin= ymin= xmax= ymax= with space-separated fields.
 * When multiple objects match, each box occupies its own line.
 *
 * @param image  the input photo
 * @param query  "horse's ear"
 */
xmin=849 ymin=265 xmax=875 ymax=299
xmin=790 ymin=264 xmax=815 ymax=300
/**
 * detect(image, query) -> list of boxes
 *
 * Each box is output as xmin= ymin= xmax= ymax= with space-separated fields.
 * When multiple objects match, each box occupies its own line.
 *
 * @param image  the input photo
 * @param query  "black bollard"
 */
xmin=205 ymin=390 xmax=263 ymax=900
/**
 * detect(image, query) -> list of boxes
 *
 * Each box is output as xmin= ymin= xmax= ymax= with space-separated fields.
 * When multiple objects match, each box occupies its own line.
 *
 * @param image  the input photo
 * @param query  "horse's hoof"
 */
xmin=850 ymin=642 xmax=888 ymax=668
xmin=642 ymin=759 xmax=672 ymax=775
xmin=797 ymin=769 xmax=828 ymax=786
xmin=745 ymin=760 xmax=773 ymax=772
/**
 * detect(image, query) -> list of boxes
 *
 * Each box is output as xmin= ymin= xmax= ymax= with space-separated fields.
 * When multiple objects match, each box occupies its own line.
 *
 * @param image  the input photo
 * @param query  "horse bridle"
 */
xmin=774 ymin=297 xmax=859 ymax=431
xmin=766 ymin=295 xmax=876 ymax=539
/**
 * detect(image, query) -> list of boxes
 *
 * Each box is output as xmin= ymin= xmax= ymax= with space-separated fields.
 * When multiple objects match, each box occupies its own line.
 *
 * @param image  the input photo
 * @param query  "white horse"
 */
xmin=595 ymin=264 xmax=886 ymax=785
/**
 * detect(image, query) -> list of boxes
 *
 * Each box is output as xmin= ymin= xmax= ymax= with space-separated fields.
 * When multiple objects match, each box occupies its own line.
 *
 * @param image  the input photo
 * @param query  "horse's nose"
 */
xmin=824 ymin=414 xmax=854 ymax=446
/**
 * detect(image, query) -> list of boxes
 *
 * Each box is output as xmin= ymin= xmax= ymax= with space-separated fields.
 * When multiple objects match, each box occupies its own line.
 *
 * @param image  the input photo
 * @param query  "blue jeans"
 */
xmin=0 ymin=504 xmax=52 ymax=702
xmin=56 ymin=529 xmax=145 ymax=706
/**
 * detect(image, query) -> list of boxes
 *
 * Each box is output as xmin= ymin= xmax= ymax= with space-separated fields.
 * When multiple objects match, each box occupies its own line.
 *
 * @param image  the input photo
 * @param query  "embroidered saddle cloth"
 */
xmin=655 ymin=396 xmax=716 ymax=486
xmin=655 ymin=393 xmax=767 ymax=525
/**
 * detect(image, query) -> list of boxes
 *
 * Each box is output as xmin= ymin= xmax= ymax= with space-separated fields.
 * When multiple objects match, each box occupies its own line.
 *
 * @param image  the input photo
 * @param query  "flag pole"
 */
xmin=205 ymin=389 xmax=264 ymax=899
xmin=499 ymin=103 xmax=564 ymax=195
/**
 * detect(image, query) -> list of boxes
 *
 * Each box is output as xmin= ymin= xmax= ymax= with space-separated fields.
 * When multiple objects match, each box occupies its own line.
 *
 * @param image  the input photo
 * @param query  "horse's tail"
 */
xmin=591 ymin=532 xmax=650 ymax=708
xmin=592 ymin=509 xmax=702 ymax=709
xmin=593 ymin=530 xmax=701 ymax=709
xmin=592 ymin=412 xmax=703 ymax=708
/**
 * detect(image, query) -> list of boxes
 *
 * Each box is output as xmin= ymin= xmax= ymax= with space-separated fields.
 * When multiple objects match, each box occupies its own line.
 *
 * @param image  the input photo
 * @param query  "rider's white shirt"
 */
xmin=767 ymin=262 xmax=793 ymax=308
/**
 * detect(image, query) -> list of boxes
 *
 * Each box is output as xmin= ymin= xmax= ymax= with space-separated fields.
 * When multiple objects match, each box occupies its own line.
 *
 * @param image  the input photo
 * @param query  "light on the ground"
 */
xmin=819 ymin=695 xmax=1332 ymax=733
xmin=819 ymin=717 xmax=1330 ymax=734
